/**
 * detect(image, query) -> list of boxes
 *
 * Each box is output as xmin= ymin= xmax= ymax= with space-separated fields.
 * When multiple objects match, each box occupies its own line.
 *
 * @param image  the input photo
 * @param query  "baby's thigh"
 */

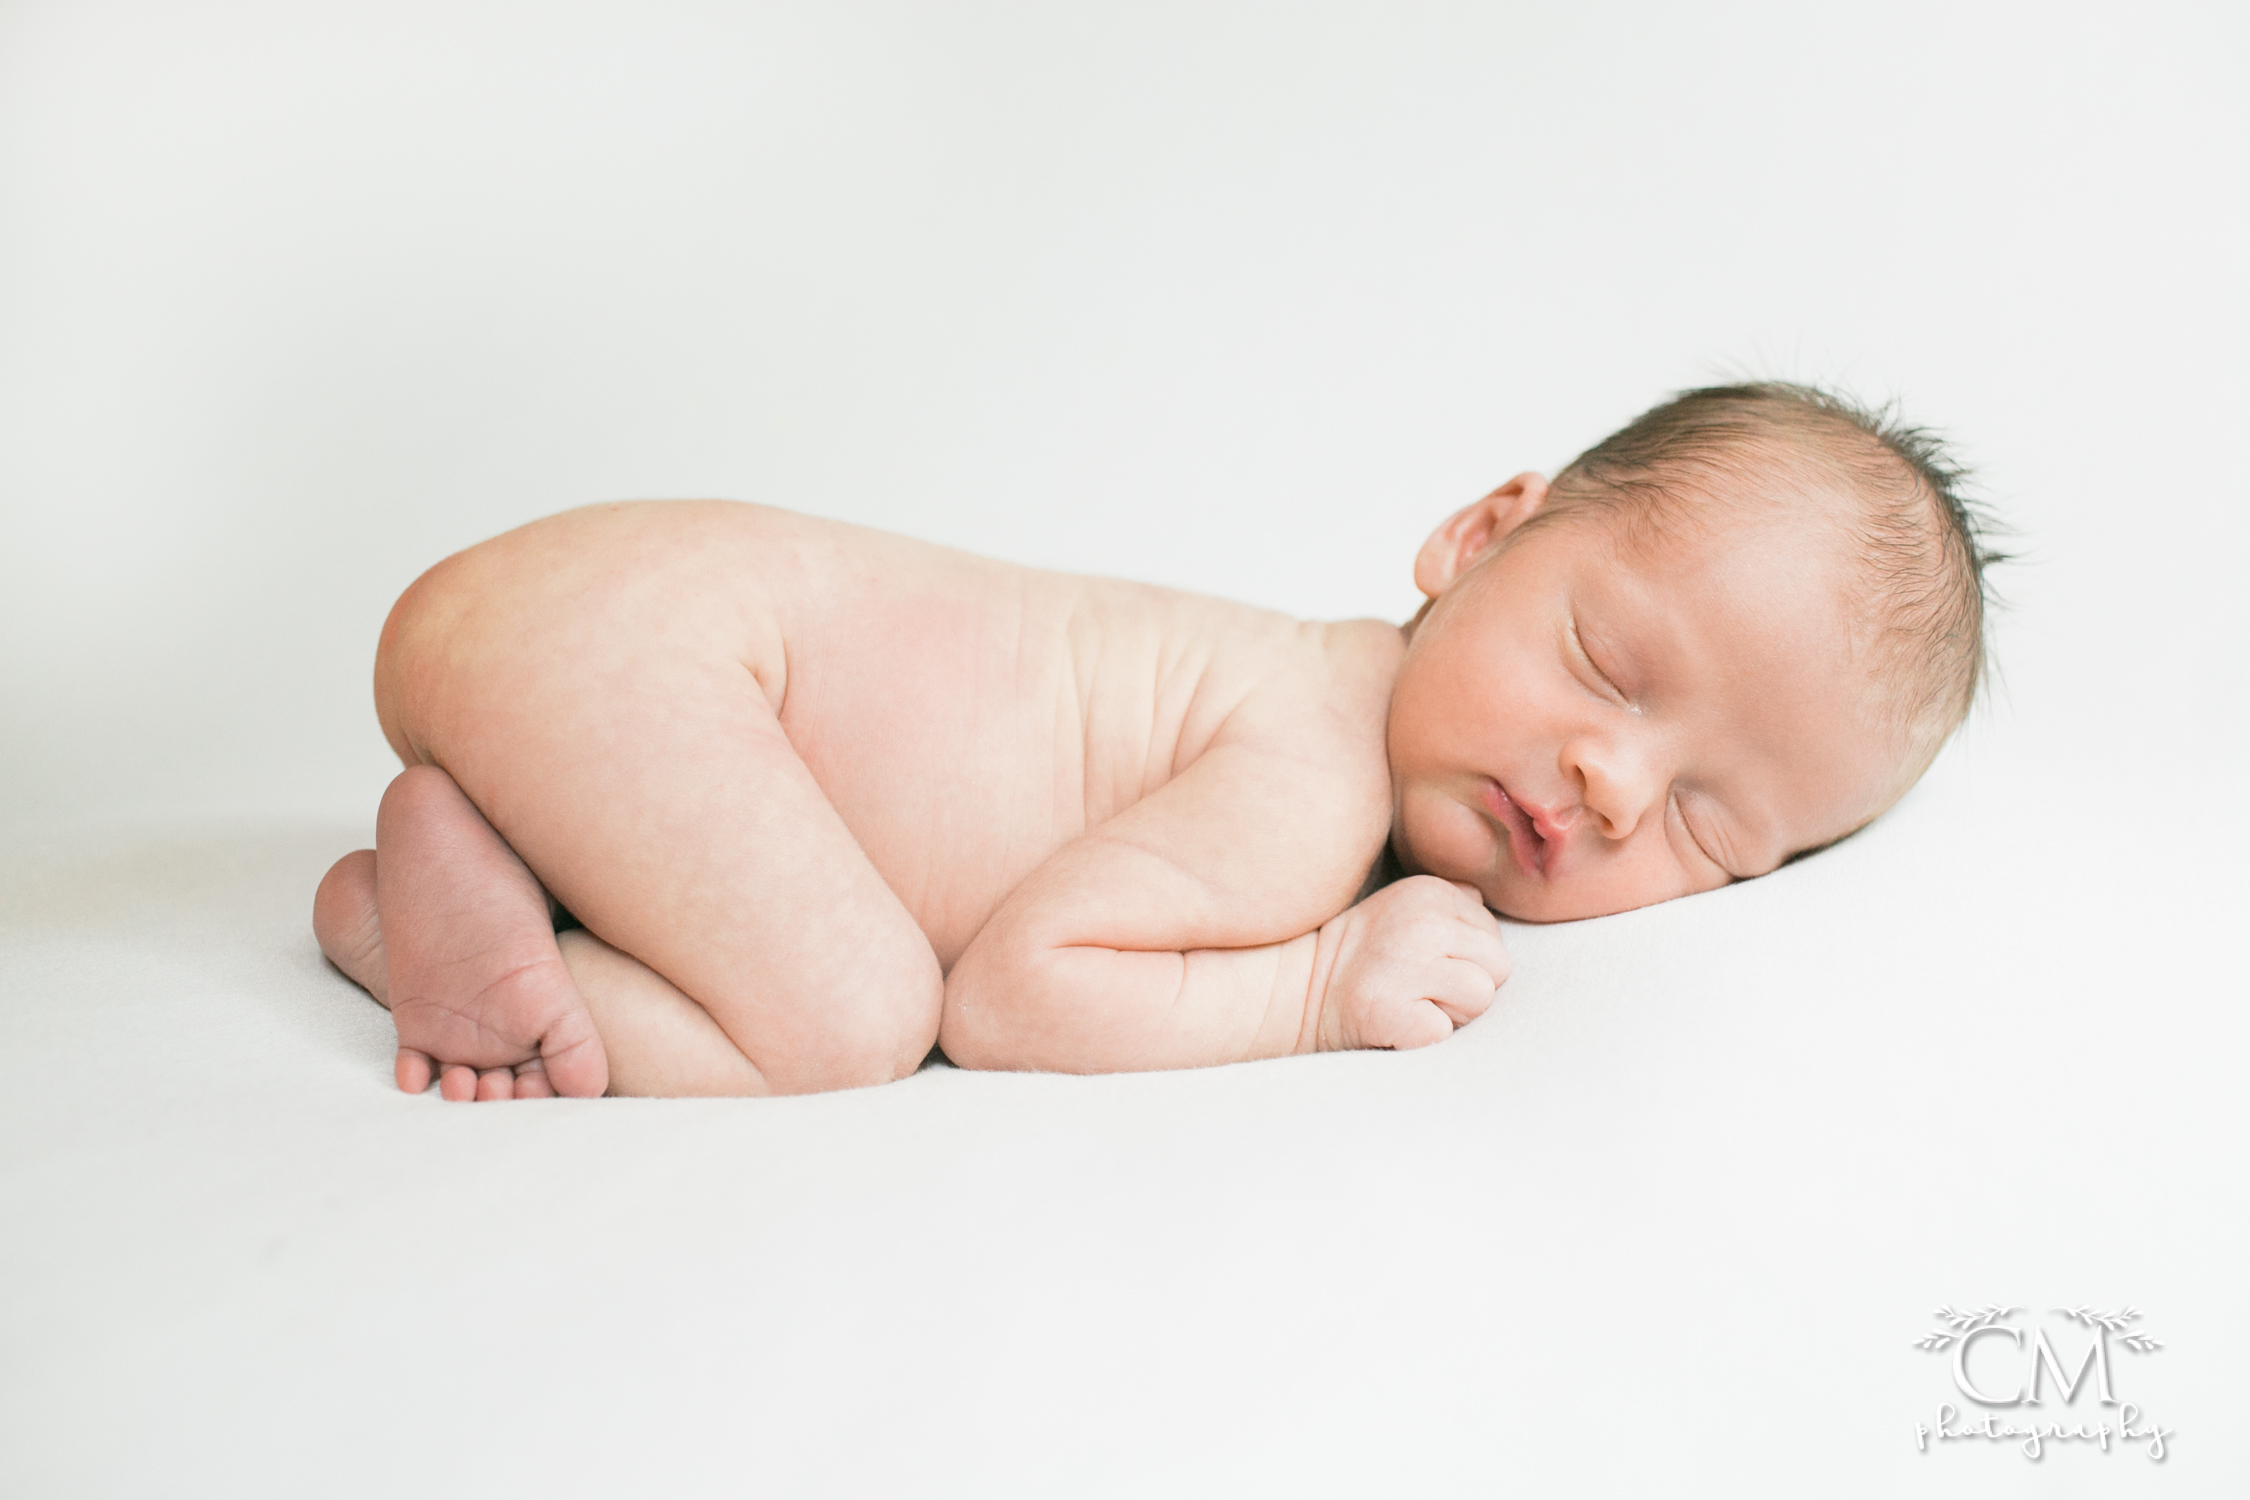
xmin=547 ymin=692 xmax=944 ymax=1093
xmin=382 ymin=522 xmax=942 ymax=1092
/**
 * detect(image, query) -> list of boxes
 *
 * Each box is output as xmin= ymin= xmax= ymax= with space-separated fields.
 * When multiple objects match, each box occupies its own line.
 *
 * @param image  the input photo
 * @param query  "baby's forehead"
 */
xmin=1552 ymin=476 xmax=1868 ymax=604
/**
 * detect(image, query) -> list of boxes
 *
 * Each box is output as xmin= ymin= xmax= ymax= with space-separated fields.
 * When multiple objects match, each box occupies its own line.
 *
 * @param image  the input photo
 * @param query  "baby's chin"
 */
xmin=1486 ymin=883 xmax=1650 ymax=924
xmin=1467 ymin=871 xmax=1598 ymax=924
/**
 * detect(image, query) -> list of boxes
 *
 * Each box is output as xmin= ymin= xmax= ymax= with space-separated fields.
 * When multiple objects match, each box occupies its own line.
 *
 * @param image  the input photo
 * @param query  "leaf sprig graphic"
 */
xmin=1912 ymin=1305 xmax=2021 ymax=1352
xmin=2054 ymin=1306 xmax=2164 ymax=1352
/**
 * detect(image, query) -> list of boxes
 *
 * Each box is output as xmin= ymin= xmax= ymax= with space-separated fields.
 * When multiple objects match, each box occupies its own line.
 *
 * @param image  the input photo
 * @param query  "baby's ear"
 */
xmin=1412 ymin=473 xmax=1551 ymax=598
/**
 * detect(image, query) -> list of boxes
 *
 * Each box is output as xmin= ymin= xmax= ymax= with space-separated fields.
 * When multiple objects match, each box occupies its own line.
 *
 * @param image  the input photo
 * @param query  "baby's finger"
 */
xmin=1446 ymin=880 xmax=1496 ymax=919
xmin=395 ymin=1047 xmax=434 ymax=1094
xmin=1387 ymin=1000 xmax=1456 ymax=1051
xmin=1445 ymin=921 xmax=1513 ymax=988
xmin=1425 ymin=956 xmax=1501 ymax=1026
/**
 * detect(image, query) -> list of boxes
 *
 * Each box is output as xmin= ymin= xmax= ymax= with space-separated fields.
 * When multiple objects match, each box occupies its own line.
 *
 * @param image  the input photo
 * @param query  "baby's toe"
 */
xmin=439 ymin=1063 xmax=479 ymax=1102
xmin=396 ymin=1048 xmax=434 ymax=1094
xmin=474 ymin=1066 xmax=516 ymax=1101
xmin=539 ymin=1008 xmax=609 ymax=1099
xmin=511 ymin=1061 xmax=555 ymax=1100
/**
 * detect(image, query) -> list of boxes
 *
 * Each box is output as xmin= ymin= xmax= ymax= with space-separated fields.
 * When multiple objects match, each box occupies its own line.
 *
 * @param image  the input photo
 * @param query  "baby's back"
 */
xmin=723 ymin=504 xmax=1396 ymax=966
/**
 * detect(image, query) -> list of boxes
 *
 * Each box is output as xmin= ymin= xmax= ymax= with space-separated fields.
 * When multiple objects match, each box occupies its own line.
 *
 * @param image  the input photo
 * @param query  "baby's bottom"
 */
xmin=313 ymin=570 xmax=946 ymax=1097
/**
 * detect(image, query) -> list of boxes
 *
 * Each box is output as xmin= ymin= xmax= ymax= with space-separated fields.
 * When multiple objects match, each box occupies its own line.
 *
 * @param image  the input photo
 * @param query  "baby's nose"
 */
xmin=1562 ymin=738 xmax=1656 ymax=841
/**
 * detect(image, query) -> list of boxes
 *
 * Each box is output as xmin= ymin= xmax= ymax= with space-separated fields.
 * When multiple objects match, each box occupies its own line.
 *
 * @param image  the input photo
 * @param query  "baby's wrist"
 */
xmin=1297 ymin=909 xmax=1354 ymax=1055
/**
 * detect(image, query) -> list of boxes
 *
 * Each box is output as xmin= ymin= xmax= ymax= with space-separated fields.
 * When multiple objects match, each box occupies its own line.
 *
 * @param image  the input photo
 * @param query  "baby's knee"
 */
xmin=768 ymin=963 xmax=943 ymax=1094
xmin=842 ymin=969 xmax=946 ymax=1087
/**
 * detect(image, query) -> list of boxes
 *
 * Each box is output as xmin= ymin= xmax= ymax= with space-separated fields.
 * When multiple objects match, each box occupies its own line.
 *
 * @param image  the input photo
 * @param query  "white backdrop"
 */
xmin=3 ymin=0 xmax=2243 ymax=830
xmin=3 ymin=3 xmax=2246 ymax=1496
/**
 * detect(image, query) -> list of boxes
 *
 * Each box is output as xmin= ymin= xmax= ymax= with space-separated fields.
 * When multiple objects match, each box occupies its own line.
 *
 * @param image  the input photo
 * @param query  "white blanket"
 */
xmin=4 ymin=741 xmax=2238 ymax=1494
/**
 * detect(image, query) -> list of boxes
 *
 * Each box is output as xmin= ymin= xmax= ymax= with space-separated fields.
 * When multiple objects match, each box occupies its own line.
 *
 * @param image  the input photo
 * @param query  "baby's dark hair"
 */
xmin=1542 ymin=381 xmax=2003 ymax=749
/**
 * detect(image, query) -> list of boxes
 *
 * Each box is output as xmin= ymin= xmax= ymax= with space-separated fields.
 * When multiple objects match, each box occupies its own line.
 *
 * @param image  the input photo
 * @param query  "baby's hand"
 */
xmin=1315 ymin=875 xmax=1510 ymax=1051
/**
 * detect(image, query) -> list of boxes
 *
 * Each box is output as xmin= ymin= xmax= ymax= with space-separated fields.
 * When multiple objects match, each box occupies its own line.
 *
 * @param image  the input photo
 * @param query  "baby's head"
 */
xmin=1386 ymin=381 xmax=1999 ymax=921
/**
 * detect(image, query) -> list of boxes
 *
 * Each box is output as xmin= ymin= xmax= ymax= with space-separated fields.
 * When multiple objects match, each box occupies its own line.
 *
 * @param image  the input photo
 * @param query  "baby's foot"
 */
xmin=314 ymin=848 xmax=391 ymax=1005
xmin=355 ymin=765 xmax=607 ymax=1100
xmin=315 ymin=841 xmax=580 ymax=1097
xmin=314 ymin=848 xmax=563 ymax=1100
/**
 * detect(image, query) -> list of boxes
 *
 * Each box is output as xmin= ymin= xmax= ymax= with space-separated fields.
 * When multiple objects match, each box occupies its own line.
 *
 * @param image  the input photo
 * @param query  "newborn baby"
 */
xmin=312 ymin=381 xmax=1994 ymax=1100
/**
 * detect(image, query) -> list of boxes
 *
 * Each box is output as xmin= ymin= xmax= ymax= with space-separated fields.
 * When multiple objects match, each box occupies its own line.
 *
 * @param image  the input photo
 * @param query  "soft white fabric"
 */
xmin=4 ymin=740 xmax=2239 ymax=1495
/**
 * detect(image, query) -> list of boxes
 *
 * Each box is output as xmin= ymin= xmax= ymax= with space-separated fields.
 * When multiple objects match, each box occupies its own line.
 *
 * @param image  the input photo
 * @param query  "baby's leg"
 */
xmin=449 ymin=697 xmax=943 ymax=1095
xmin=371 ymin=518 xmax=945 ymax=1096
xmin=316 ymin=846 xmax=766 ymax=1096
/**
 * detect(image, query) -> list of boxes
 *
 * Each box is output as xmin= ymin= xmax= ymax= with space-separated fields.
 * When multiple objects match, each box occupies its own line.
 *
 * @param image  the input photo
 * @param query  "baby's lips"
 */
xmin=1478 ymin=778 xmax=1548 ymax=879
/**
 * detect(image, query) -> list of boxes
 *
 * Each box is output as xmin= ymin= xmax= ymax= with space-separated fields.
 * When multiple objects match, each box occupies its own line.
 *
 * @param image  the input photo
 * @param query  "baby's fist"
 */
xmin=1316 ymin=875 xmax=1510 ymax=1051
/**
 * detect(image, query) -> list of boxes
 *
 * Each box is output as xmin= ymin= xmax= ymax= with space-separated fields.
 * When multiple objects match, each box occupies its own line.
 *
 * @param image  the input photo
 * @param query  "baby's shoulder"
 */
xmin=1072 ymin=580 xmax=1399 ymax=727
xmin=1237 ymin=615 xmax=1400 ymax=783
xmin=1155 ymin=603 xmax=1400 ymax=808
xmin=1193 ymin=611 xmax=1401 ymax=892
xmin=1218 ymin=611 xmax=1402 ymax=732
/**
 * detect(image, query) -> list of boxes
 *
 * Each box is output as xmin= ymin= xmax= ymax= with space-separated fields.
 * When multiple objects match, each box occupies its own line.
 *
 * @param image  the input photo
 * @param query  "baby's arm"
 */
xmin=940 ymin=692 xmax=1511 ymax=1073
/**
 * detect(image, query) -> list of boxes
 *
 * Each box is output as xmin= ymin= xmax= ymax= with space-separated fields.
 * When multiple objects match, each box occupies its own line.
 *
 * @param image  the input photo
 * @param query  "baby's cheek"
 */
xmin=1399 ymin=786 xmax=1495 ymax=881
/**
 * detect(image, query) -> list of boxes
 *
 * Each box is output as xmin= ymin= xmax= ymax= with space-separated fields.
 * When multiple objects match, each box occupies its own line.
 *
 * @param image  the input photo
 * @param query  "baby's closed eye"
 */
xmin=1567 ymin=614 xmax=1632 ymax=707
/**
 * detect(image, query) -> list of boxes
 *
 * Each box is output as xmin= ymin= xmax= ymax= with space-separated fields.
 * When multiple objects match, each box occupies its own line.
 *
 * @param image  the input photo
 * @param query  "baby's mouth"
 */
xmin=1480 ymin=780 xmax=1549 ymax=879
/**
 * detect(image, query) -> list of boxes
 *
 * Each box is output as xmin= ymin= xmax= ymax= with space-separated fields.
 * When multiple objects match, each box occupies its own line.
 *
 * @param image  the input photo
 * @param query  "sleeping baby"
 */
xmin=312 ymin=381 xmax=1995 ymax=1100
